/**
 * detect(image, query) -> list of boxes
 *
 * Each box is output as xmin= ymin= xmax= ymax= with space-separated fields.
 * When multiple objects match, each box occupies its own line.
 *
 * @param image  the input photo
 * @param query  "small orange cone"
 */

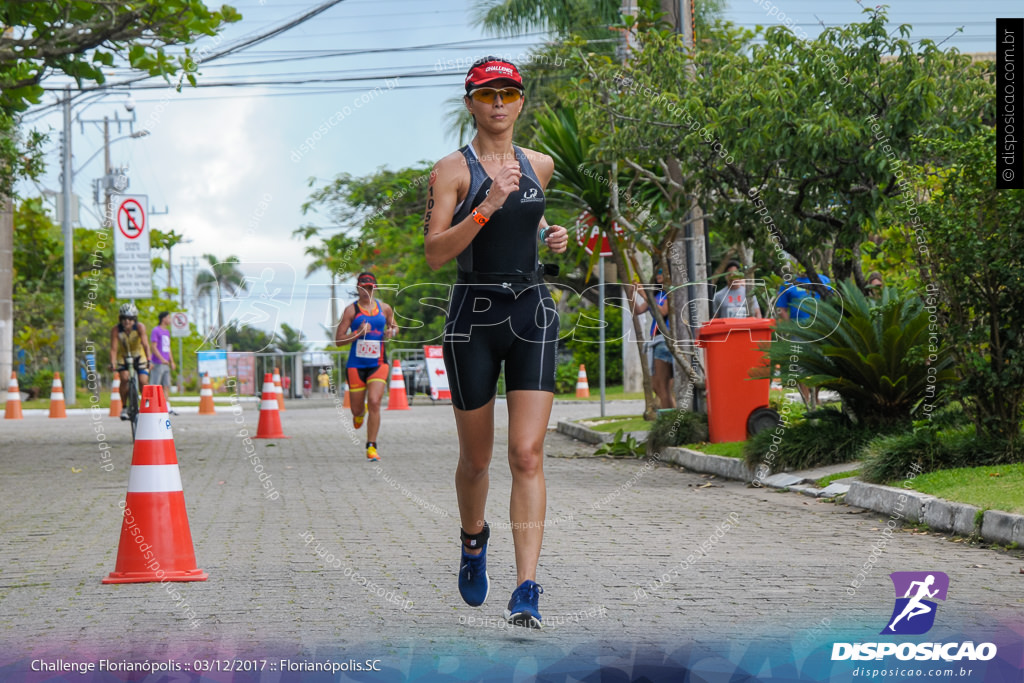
xmin=386 ymin=360 xmax=410 ymax=411
xmin=104 ymin=385 xmax=208 ymax=584
xmin=4 ymin=371 xmax=23 ymax=420
xmin=255 ymin=372 xmax=289 ymax=439
xmin=48 ymin=372 xmax=67 ymax=418
xmin=273 ymin=367 xmax=285 ymax=411
xmin=198 ymin=373 xmax=216 ymax=415
xmin=576 ymin=364 xmax=590 ymax=399
xmin=342 ymin=381 xmax=351 ymax=409
xmin=109 ymin=377 xmax=122 ymax=417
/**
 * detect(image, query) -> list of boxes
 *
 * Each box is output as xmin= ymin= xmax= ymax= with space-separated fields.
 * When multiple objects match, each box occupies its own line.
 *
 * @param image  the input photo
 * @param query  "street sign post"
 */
xmin=170 ymin=312 xmax=189 ymax=338
xmin=170 ymin=312 xmax=189 ymax=394
xmin=113 ymin=194 xmax=152 ymax=299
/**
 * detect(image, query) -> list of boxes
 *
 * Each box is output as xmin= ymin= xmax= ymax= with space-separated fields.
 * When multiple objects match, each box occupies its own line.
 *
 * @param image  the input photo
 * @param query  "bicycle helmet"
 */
xmin=119 ymin=303 xmax=138 ymax=318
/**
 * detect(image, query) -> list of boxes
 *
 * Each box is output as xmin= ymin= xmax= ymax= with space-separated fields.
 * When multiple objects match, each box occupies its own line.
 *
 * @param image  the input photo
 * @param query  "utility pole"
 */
xmin=0 ymin=196 xmax=12 ymax=390
xmin=61 ymin=87 xmax=77 ymax=405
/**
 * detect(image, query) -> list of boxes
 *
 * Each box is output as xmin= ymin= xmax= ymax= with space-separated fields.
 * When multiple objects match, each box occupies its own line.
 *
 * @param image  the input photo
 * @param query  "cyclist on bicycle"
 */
xmin=109 ymin=303 xmax=151 ymax=420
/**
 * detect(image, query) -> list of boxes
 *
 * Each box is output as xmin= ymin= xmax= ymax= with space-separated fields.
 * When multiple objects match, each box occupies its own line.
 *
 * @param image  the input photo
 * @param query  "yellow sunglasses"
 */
xmin=468 ymin=87 xmax=524 ymax=104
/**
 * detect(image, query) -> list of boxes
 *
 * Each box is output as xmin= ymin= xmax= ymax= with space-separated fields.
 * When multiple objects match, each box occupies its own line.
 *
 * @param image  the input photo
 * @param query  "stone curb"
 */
xmin=662 ymin=446 xmax=757 ymax=481
xmin=556 ymin=419 xmax=612 ymax=444
xmin=556 ymin=421 xmax=1024 ymax=547
xmin=845 ymin=481 xmax=1024 ymax=546
xmin=555 ymin=419 xmax=649 ymax=446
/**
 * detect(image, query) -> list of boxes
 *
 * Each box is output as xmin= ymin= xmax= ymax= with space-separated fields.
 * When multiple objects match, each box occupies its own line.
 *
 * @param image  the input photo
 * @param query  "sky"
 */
xmin=18 ymin=0 xmax=1011 ymax=347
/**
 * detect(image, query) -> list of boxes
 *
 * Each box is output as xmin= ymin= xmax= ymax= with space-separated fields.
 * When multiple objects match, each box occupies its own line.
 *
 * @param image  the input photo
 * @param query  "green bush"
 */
xmin=765 ymin=279 xmax=957 ymax=427
xmin=647 ymin=409 xmax=709 ymax=455
xmin=860 ymin=423 xmax=1020 ymax=483
xmin=563 ymin=315 xmax=622 ymax=385
xmin=30 ymin=369 xmax=54 ymax=399
xmin=594 ymin=430 xmax=645 ymax=458
xmin=743 ymin=407 xmax=883 ymax=472
xmin=555 ymin=360 xmax=579 ymax=394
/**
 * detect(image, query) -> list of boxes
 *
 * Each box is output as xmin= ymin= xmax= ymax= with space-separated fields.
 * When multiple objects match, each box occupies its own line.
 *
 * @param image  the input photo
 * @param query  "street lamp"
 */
xmin=59 ymin=86 xmax=143 ymax=406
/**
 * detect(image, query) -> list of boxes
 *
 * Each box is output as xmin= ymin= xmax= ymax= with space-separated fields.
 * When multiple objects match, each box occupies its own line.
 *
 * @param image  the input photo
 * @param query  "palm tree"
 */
xmin=277 ymin=323 xmax=306 ymax=353
xmin=195 ymin=254 xmax=246 ymax=348
xmin=533 ymin=105 xmax=662 ymax=419
xmin=472 ymin=0 xmax=724 ymax=36
xmin=471 ymin=0 xmax=622 ymax=37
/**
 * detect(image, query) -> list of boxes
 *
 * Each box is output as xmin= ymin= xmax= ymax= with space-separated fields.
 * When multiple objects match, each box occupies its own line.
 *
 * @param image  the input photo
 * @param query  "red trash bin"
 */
xmin=696 ymin=318 xmax=777 ymax=443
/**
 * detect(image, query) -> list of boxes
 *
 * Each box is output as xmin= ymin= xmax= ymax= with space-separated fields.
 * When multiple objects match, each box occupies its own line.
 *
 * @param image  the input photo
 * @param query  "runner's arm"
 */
xmin=424 ymin=154 xmax=514 ymax=270
xmin=383 ymin=303 xmax=398 ymax=340
xmin=334 ymin=305 xmax=362 ymax=346
xmin=529 ymin=151 xmax=568 ymax=254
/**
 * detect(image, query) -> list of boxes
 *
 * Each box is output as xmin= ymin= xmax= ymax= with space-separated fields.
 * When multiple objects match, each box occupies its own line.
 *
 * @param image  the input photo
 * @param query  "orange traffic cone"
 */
xmin=48 ymin=372 xmax=67 ymax=418
xmin=576 ymin=364 xmax=590 ymax=399
xmin=273 ymin=367 xmax=285 ymax=411
xmin=342 ymin=382 xmax=351 ymax=409
xmin=4 ymin=372 xmax=23 ymax=420
xmin=104 ymin=385 xmax=208 ymax=584
xmin=386 ymin=359 xmax=410 ymax=411
xmin=109 ymin=377 xmax=122 ymax=417
xmin=198 ymin=373 xmax=216 ymax=415
xmin=255 ymin=373 xmax=289 ymax=439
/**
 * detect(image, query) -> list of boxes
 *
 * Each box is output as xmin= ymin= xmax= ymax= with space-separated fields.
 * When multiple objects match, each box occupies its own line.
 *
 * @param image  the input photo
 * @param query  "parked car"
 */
xmin=401 ymin=359 xmax=430 ymax=397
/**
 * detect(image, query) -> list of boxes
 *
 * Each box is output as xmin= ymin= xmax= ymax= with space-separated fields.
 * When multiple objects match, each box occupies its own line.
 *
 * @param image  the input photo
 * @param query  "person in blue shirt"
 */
xmin=775 ymin=271 xmax=832 ymax=322
xmin=775 ymin=271 xmax=832 ymax=407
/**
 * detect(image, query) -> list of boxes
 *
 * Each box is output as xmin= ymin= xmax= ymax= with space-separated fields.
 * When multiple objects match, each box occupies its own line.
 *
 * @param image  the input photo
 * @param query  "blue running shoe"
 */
xmin=458 ymin=547 xmax=489 ymax=606
xmin=504 ymin=580 xmax=544 ymax=628
xmin=458 ymin=523 xmax=490 ymax=607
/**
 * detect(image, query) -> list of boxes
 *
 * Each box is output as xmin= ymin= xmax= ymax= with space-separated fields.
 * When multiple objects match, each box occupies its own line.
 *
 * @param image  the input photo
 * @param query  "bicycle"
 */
xmin=113 ymin=359 xmax=141 ymax=442
xmin=125 ymin=363 xmax=140 ymax=441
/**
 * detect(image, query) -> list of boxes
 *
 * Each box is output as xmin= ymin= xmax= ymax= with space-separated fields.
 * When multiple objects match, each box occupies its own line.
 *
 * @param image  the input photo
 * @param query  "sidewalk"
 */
xmin=558 ymin=419 xmax=1024 ymax=547
xmin=1 ymin=401 xmax=1021 ymax=673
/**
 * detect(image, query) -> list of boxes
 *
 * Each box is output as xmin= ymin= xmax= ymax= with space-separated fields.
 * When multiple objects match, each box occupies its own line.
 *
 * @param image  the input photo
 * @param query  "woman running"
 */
xmin=335 ymin=272 xmax=397 ymax=461
xmin=423 ymin=57 xmax=568 ymax=628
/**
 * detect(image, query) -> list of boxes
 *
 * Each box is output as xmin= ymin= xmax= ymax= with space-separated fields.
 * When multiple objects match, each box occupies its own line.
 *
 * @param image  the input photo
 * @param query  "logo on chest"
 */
xmin=520 ymin=187 xmax=543 ymax=203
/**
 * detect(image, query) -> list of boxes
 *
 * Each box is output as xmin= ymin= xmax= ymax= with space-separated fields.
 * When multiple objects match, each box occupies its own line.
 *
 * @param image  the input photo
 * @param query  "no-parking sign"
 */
xmin=113 ymin=194 xmax=152 ymax=299
xmin=170 ymin=312 xmax=190 ymax=338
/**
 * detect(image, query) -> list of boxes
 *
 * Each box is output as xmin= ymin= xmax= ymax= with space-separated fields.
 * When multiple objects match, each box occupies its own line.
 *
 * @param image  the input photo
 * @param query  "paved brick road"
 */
xmin=1 ymin=400 xmax=1022 ymax=672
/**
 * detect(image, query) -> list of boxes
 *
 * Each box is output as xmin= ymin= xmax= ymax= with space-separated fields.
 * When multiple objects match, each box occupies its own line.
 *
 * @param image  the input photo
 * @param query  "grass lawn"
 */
xmin=683 ymin=441 xmax=746 ymax=459
xmin=898 ymin=464 xmax=1024 ymax=515
xmin=578 ymin=415 xmax=651 ymax=433
xmin=816 ymin=469 xmax=862 ymax=488
xmin=555 ymin=386 xmax=644 ymax=402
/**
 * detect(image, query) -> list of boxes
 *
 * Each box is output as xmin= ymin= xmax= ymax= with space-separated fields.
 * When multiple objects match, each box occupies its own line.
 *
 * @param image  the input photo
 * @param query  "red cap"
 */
xmin=357 ymin=273 xmax=377 ymax=287
xmin=465 ymin=61 xmax=523 ymax=90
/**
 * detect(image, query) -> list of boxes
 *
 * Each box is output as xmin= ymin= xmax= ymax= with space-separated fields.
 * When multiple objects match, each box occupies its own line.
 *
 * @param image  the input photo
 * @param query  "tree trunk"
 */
xmin=0 ymin=196 xmax=13 ymax=389
xmin=606 ymin=235 xmax=658 ymax=421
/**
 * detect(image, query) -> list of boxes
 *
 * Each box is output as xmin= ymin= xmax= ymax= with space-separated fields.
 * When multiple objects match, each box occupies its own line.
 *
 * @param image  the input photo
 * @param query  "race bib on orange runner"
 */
xmin=355 ymin=339 xmax=380 ymax=359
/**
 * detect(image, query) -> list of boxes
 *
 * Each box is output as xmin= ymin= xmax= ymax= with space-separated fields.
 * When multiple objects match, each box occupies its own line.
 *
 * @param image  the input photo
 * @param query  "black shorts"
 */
xmin=443 ymin=283 xmax=559 ymax=411
xmin=116 ymin=356 xmax=149 ymax=375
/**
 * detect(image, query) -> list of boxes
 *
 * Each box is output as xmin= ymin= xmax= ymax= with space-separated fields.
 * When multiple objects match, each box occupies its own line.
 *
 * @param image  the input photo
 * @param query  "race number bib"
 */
xmin=355 ymin=338 xmax=380 ymax=359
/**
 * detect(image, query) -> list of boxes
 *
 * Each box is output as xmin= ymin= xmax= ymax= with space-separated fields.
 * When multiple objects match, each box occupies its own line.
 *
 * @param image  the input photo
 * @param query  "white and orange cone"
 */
xmin=198 ymin=373 xmax=216 ymax=415
xmin=109 ymin=376 xmax=122 ymax=417
xmin=386 ymin=360 xmax=410 ymax=411
xmin=273 ymin=367 xmax=285 ymax=411
xmin=4 ymin=371 xmax=23 ymax=420
xmin=576 ymin=364 xmax=590 ymax=399
xmin=342 ymin=381 xmax=351 ymax=409
xmin=104 ymin=385 xmax=208 ymax=584
xmin=48 ymin=372 xmax=67 ymax=418
xmin=255 ymin=372 xmax=289 ymax=439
